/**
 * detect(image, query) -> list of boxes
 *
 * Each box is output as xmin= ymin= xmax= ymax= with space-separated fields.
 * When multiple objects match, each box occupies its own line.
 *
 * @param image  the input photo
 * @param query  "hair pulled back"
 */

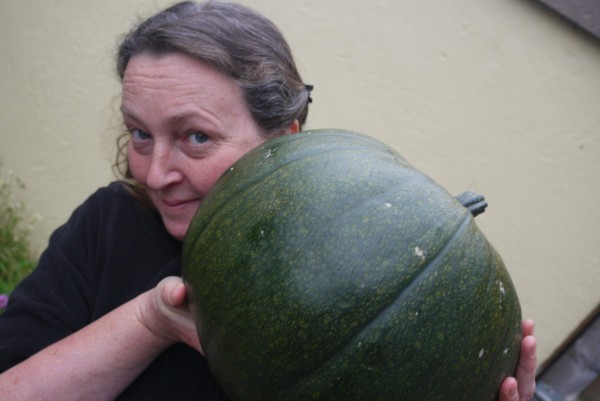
xmin=116 ymin=0 xmax=311 ymax=133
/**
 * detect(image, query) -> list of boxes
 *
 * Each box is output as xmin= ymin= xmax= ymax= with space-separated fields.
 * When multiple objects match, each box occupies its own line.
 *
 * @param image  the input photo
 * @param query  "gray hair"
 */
xmin=116 ymin=0 xmax=311 ymax=133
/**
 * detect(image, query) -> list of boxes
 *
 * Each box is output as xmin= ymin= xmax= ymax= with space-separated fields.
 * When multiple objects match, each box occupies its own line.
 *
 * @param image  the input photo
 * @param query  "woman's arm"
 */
xmin=0 ymin=277 xmax=197 ymax=401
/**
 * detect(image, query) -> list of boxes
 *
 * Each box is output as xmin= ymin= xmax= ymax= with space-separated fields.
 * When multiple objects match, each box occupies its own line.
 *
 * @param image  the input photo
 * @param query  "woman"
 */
xmin=0 ymin=1 xmax=536 ymax=400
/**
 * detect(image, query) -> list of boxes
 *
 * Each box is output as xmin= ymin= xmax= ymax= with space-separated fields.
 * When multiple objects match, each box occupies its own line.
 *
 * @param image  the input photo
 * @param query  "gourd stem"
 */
xmin=455 ymin=191 xmax=488 ymax=217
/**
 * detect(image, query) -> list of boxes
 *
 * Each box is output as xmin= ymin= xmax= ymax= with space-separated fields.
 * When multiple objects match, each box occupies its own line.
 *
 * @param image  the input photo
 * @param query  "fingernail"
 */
xmin=509 ymin=387 xmax=517 ymax=399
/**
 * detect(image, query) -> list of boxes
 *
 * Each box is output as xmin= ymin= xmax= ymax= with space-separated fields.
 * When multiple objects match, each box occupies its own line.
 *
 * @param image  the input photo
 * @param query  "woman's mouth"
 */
xmin=158 ymin=197 xmax=201 ymax=213
xmin=163 ymin=199 xmax=191 ymax=207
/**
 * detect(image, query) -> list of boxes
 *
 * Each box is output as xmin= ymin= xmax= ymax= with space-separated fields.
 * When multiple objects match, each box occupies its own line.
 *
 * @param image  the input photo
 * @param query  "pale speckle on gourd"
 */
xmin=498 ymin=281 xmax=506 ymax=296
xmin=414 ymin=247 xmax=426 ymax=260
xmin=384 ymin=202 xmax=392 ymax=208
xmin=479 ymin=348 xmax=485 ymax=358
xmin=264 ymin=148 xmax=277 ymax=159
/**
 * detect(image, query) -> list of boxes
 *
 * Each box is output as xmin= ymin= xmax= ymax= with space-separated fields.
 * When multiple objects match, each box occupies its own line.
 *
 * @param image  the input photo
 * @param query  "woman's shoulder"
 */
xmin=89 ymin=181 xmax=145 ymax=206
xmin=51 ymin=181 xmax=163 ymax=247
xmin=77 ymin=181 xmax=153 ymax=218
xmin=41 ymin=181 xmax=177 ymax=306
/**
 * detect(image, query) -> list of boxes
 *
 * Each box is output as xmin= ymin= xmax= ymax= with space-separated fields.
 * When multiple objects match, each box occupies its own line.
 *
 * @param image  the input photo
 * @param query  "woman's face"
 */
xmin=122 ymin=53 xmax=268 ymax=240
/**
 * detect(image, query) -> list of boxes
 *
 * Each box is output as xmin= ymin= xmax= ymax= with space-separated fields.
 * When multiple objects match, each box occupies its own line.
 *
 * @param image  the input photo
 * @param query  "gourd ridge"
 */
xmin=274 ymin=213 xmax=473 ymax=399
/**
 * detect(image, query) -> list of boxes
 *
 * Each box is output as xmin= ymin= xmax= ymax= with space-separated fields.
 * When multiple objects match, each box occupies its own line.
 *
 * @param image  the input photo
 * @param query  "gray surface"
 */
xmin=536 ymin=0 xmax=600 ymax=39
xmin=538 ymin=312 xmax=600 ymax=401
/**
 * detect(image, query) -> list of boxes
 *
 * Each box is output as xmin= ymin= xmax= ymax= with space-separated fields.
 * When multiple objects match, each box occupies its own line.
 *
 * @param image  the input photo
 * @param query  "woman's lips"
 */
xmin=163 ymin=199 xmax=191 ymax=207
xmin=160 ymin=198 xmax=200 ymax=211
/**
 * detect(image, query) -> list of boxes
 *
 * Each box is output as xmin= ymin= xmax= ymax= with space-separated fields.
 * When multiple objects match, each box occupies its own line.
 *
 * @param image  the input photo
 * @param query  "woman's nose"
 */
xmin=146 ymin=144 xmax=183 ymax=189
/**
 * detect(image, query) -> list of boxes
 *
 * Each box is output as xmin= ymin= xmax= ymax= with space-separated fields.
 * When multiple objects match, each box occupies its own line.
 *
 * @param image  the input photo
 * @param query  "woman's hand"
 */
xmin=499 ymin=319 xmax=537 ymax=401
xmin=137 ymin=276 xmax=202 ymax=353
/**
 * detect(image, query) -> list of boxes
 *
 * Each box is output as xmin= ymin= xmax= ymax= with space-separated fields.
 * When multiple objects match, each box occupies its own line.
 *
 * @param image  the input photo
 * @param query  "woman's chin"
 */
xmin=164 ymin=221 xmax=190 ymax=241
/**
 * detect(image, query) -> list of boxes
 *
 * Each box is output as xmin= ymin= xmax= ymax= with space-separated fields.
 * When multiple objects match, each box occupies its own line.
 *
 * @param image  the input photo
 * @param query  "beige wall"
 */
xmin=1 ymin=0 xmax=599 ymax=367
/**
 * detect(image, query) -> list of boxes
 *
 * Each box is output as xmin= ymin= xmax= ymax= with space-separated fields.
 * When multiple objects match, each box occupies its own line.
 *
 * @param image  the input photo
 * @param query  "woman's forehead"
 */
xmin=120 ymin=52 xmax=259 ymax=134
xmin=121 ymin=53 xmax=244 ymax=110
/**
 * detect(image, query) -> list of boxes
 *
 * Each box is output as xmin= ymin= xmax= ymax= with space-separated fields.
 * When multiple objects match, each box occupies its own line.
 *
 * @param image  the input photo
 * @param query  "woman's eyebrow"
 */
xmin=119 ymin=105 xmax=137 ymax=120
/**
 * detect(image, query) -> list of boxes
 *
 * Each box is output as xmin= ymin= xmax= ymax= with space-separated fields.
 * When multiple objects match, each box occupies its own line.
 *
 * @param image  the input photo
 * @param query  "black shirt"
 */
xmin=0 ymin=182 xmax=229 ymax=400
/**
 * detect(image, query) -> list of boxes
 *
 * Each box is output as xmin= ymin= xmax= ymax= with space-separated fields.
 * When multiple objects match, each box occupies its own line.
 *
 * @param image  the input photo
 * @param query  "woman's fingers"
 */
xmin=500 ymin=376 xmax=519 ymax=401
xmin=522 ymin=319 xmax=534 ymax=338
xmin=516 ymin=333 xmax=537 ymax=400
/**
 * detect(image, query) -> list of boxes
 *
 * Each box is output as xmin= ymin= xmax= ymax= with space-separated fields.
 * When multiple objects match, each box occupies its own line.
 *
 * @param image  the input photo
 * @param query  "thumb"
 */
xmin=158 ymin=276 xmax=187 ymax=307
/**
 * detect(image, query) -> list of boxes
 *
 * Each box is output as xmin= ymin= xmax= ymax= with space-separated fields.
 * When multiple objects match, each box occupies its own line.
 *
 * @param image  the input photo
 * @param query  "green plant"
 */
xmin=0 ymin=164 xmax=38 ymax=295
xmin=183 ymin=129 xmax=522 ymax=401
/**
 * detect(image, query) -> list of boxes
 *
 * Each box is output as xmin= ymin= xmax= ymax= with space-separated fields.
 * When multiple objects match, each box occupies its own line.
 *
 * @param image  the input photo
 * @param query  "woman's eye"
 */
xmin=131 ymin=129 xmax=152 ymax=141
xmin=188 ymin=131 xmax=209 ymax=144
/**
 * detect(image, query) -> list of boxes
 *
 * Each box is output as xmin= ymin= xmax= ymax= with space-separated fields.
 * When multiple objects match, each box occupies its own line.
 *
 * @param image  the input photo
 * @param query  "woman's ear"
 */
xmin=290 ymin=120 xmax=300 ymax=134
xmin=275 ymin=120 xmax=300 ymax=137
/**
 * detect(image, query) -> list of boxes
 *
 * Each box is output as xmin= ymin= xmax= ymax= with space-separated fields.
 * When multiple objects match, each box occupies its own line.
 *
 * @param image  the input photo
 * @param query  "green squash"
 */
xmin=182 ymin=129 xmax=522 ymax=401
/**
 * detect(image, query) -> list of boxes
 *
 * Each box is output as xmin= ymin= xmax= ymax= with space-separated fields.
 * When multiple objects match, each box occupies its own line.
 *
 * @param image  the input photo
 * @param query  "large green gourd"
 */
xmin=182 ymin=129 xmax=522 ymax=401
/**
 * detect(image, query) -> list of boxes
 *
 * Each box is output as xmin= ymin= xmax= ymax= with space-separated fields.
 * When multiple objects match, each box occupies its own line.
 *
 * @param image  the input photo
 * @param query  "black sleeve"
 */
xmin=0 ymin=189 xmax=104 ymax=371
